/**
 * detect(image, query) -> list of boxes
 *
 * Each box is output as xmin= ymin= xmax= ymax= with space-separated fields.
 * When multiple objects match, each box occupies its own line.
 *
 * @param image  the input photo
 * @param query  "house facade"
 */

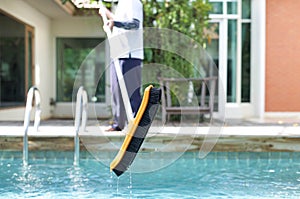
xmin=0 ymin=0 xmax=299 ymax=121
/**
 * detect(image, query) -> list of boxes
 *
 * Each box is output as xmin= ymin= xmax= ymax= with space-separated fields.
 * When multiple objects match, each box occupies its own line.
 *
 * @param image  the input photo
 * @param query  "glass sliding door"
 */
xmin=0 ymin=11 xmax=36 ymax=108
xmin=227 ymin=19 xmax=237 ymax=103
xmin=241 ymin=0 xmax=251 ymax=103
xmin=241 ymin=23 xmax=251 ymax=102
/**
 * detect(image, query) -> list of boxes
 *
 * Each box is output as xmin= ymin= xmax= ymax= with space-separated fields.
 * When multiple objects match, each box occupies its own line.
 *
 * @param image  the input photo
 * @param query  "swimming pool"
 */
xmin=1 ymin=151 xmax=300 ymax=198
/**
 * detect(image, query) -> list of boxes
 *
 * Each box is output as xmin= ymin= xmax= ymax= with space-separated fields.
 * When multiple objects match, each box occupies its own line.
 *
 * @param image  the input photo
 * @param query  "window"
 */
xmin=208 ymin=0 xmax=251 ymax=103
xmin=0 ymin=11 xmax=34 ymax=108
xmin=56 ymin=38 xmax=106 ymax=102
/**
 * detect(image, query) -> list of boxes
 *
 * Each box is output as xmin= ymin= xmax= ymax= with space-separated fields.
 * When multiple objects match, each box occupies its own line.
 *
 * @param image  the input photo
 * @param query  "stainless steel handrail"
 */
xmin=23 ymin=86 xmax=41 ymax=166
xmin=74 ymin=86 xmax=88 ymax=166
xmin=23 ymin=86 xmax=88 ymax=166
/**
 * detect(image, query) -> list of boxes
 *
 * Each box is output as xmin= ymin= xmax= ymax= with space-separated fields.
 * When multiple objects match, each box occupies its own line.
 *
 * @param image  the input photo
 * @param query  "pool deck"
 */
xmin=0 ymin=118 xmax=299 ymax=137
xmin=0 ymin=118 xmax=300 ymax=152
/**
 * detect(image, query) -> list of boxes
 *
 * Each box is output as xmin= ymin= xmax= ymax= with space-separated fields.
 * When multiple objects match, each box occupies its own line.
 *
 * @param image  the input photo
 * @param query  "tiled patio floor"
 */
xmin=0 ymin=117 xmax=299 ymax=152
xmin=0 ymin=116 xmax=299 ymax=127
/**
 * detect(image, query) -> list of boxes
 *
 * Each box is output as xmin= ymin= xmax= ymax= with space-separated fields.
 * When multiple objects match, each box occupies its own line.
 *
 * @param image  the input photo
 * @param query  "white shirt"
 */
xmin=110 ymin=0 xmax=143 ymax=59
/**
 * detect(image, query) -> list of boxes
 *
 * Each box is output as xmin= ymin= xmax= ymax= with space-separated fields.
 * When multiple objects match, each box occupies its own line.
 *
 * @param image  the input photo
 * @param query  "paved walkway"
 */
xmin=0 ymin=117 xmax=299 ymax=137
xmin=0 ymin=116 xmax=299 ymax=127
xmin=0 ymin=118 xmax=300 ymax=152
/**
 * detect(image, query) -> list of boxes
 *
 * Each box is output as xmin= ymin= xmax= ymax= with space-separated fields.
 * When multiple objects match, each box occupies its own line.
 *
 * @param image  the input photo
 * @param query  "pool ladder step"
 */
xmin=23 ymin=86 xmax=88 ymax=166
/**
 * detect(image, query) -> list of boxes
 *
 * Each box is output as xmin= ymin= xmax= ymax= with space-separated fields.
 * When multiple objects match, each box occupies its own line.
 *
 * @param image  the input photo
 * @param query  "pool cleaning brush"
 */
xmin=110 ymin=85 xmax=161 ymax=176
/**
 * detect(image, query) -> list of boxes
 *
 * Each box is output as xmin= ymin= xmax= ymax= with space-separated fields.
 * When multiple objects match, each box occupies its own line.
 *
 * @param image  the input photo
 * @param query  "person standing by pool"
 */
xmin=100 ymin=0 xmax=143 ymax=131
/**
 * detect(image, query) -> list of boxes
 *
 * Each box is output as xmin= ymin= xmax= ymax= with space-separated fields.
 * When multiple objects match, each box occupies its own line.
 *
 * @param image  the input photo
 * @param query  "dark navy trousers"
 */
xmin=110 ymin=58 xmax=142 ymax=129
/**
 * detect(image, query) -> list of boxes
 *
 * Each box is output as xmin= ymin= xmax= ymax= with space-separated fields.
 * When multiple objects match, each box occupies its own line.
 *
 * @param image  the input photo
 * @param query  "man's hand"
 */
xmin=98 ymin=6 xmax=115 ymax=19
xmin=103 ymin=20 xmax=114 ymax=33
xmin=98 ymin=7 xmax=114 ymax=33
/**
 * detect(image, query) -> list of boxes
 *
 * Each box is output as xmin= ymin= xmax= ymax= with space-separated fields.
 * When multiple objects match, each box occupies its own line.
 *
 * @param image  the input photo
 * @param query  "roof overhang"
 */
xmin=23 ymin=0 xmax=116 ymax=19
xmin=71 ymin=0 xmax=118 ymax=9
xmin=24 ymin=0 xmax=77 ymax=19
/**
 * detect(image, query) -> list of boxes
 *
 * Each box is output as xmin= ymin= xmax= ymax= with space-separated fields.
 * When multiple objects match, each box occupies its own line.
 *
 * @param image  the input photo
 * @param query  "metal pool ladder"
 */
xmin=23 ymin=86 xmax=41 ymax=166
xmin=23 ymin=86 xmax=88 ymax=166
xmin=74 ymin=86 xmax=88 ymax=166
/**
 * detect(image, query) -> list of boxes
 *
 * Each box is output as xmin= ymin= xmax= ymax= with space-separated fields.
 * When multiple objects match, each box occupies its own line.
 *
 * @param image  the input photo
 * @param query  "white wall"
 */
xmin=0 ymin=0 xmax=53 ymax=121
xmin=52 ymin=16 xmax=105 ymax=38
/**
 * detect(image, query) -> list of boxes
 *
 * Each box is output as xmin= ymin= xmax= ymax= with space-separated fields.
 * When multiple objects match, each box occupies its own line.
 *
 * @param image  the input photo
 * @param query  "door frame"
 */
xmin=25 ymin=25 xmax=35 ymax=94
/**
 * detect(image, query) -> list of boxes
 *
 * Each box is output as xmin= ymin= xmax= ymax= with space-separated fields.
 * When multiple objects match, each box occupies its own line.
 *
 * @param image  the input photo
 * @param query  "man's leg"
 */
xmin=109 ymin=61 xmax=126 ymax=130
xmin=120 ymin=58 xmax=142 ymax=116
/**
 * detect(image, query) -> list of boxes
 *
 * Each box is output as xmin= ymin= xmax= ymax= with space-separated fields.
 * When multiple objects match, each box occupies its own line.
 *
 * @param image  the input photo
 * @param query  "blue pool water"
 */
xmin=0 ymin=151 xmax=300 ymax=198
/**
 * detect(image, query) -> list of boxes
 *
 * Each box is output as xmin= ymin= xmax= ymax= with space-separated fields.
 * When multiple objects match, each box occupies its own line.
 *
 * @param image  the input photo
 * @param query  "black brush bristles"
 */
xmin=112 ymin=87 xmax=161 ymax=176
